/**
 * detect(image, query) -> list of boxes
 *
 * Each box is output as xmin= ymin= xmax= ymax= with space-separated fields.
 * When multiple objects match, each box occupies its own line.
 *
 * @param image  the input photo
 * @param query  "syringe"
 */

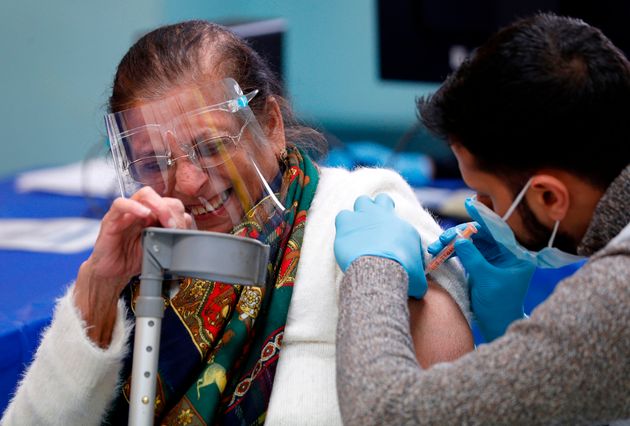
xmin=425 ymin=222 xmax=478 ymax=274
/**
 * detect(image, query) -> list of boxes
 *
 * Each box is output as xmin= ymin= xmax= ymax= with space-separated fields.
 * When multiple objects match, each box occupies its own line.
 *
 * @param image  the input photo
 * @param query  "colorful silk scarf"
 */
xmin=104 ymin=147 xmax=319 ymax=425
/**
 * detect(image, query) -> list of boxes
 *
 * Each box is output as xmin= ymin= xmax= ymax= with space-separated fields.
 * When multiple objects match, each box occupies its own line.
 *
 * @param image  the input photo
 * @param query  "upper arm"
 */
xmin=408 ymin=279 xmax=473 ymax=368
xmin=338 ymin=169 xmax=474 ymax=365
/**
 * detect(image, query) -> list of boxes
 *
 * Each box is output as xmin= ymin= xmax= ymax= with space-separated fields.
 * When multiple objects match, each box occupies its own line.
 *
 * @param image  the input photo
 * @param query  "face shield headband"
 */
xmin=105 ymin=78 xmax=285 ymax=233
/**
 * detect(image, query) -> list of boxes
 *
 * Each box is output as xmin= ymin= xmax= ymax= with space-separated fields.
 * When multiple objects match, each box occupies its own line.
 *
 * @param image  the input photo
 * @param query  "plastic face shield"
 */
xmin=106 ymin=78 xmax=285 ymax=233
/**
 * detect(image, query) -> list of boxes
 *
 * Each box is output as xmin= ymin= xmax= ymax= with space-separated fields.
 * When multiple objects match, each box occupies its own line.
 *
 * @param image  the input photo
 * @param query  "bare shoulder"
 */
xmin=408 ymin=280 xmax=474 ymax=368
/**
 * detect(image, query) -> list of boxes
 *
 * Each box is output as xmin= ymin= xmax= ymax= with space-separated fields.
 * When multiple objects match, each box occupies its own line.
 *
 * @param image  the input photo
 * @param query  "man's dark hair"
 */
xmin=418 ymin=12 xmax=630 ymax=190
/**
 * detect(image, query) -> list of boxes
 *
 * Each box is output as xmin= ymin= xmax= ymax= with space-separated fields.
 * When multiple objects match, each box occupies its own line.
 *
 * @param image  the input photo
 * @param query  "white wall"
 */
xmin=0 ymin=0 xmax=166 ymax=177
xmin=0 ymin=0 xmax=439 ymax=177
xmin=167 ymin=0 xmax=439 ymax=141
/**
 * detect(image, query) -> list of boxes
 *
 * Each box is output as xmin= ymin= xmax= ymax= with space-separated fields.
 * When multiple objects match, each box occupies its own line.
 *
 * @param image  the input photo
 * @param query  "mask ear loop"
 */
xmin=547 ymin=220 xmax=560 ymax=248
xmin=501 ymin=177 xmax=534 ymax=221
xmin=501 ymin=177 xmax=561 ymax=248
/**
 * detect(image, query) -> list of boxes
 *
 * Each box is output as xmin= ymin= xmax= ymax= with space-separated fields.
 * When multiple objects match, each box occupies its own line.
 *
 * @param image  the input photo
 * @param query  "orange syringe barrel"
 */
xmin=425 ymin=222 xmax=478 ymax=274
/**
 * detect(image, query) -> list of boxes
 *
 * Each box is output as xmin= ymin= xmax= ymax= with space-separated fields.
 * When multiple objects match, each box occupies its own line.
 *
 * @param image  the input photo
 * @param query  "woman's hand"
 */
xmin=74 ymin=187 xmax=192 ymax=348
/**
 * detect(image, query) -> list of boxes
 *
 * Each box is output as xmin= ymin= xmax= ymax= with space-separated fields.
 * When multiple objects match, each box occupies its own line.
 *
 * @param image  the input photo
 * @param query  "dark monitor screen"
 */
xmin=378 ymin=0 xmax=630 ymax=83
xmin=228 ymin=18 xmax=286 ymax=87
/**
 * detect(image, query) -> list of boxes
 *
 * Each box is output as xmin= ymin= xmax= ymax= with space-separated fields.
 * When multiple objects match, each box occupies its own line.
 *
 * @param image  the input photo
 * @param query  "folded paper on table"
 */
xmin=0 ymin=218 xmax=100 ymax=253
xmin=15 ymin=158 xmax=119 ymax=198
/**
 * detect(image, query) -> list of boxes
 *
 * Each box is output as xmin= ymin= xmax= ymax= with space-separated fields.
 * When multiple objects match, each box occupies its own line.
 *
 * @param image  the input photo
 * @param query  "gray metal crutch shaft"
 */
xmin=128 ymin=227 xmax=269 ymax=426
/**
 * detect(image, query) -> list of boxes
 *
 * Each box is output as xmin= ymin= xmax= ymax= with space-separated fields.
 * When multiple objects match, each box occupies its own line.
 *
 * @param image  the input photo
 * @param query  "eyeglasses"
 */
xmin=125 ymin=120 xmax=248 ymax=185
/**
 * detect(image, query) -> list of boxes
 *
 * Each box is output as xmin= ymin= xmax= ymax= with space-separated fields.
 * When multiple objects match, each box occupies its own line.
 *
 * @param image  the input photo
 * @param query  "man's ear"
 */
xmin=528 ymin=174 xmax=570 ymax=222
xmin=263 ymin=96 xmax=286 ymax=154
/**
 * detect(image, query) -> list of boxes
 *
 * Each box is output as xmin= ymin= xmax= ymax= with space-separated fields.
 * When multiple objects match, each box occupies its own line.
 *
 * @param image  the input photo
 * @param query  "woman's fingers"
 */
xmin=132 ymin=187 xmax=189 ymax=229
xmin=103 ymin=197 xmax=156 ymax=234
xmin=161 ymin=197 xmax=189 ymax=229
xmin=103 ymin=188 xmax=191 ymax=239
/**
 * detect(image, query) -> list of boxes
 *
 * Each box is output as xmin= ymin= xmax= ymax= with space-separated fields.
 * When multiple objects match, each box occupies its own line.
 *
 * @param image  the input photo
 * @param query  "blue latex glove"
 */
xmin=334 ymin=193 xmax=428 ymax=299
xmin=428 ymin=222 xmax=535 ymax=341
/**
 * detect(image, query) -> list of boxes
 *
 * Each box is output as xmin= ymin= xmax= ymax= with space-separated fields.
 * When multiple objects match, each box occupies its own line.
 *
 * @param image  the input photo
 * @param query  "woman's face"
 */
xmin=128 ymin=89 xmax=286 ymax=233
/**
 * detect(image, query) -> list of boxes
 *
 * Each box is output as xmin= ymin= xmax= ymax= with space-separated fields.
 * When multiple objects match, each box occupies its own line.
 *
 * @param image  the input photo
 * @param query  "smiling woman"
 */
xmin=1 ymin=19 xmax=473 ymax=426
xmin=107 ymin=79 xmax=282 ymax=233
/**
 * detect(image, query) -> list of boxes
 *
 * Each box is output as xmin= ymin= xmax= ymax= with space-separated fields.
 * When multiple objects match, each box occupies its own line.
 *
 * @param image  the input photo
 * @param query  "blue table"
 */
xmin=0 ymin=176 xmax=111 ymax=412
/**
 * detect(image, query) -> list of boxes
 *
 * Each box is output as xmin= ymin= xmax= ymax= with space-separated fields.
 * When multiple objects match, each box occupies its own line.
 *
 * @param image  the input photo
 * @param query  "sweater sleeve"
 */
xmin=1 ymin=285 xmax=133 ymax=426
xmin=337 ymin=253 xmax=630 ymax=425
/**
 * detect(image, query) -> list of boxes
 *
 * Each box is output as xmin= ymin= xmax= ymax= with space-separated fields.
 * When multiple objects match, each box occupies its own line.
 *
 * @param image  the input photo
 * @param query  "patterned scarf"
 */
xmin=104 ymin=147 xmax=319 ymax=425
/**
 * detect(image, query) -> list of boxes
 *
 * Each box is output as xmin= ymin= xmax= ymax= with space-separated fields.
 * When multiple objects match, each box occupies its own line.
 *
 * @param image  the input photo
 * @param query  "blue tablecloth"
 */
xmin=0 ymin=176 xmax=111 ymax=411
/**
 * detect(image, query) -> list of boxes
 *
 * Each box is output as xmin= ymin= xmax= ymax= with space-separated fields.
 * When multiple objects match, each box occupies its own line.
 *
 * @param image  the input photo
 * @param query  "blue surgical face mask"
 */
xmin=464 ymin=178 xmax=586 ymax=269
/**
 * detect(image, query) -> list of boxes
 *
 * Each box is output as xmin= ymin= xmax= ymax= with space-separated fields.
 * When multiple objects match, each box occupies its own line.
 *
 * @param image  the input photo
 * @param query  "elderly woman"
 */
xmin=2 ymin=20 xmax=472 ymax=425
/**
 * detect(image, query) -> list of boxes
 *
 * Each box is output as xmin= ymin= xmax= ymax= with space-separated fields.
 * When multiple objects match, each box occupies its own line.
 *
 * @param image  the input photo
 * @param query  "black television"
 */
xmin=378 ymin=0 xmax=630 ymax=83
xmin=228 ymin=18 xmax=286 ymax=87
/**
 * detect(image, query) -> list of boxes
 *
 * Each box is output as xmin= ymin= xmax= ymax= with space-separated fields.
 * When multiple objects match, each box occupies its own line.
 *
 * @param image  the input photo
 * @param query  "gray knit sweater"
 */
xmin=336 ymin=165 xmax=630 ymax=425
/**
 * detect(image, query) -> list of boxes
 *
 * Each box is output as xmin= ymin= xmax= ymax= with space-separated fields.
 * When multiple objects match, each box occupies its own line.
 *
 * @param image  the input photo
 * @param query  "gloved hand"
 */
xmin=334 ymin=193 xmax=428 ymax=299
xmin=428 ymin=221 xmax=535 ymax=341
